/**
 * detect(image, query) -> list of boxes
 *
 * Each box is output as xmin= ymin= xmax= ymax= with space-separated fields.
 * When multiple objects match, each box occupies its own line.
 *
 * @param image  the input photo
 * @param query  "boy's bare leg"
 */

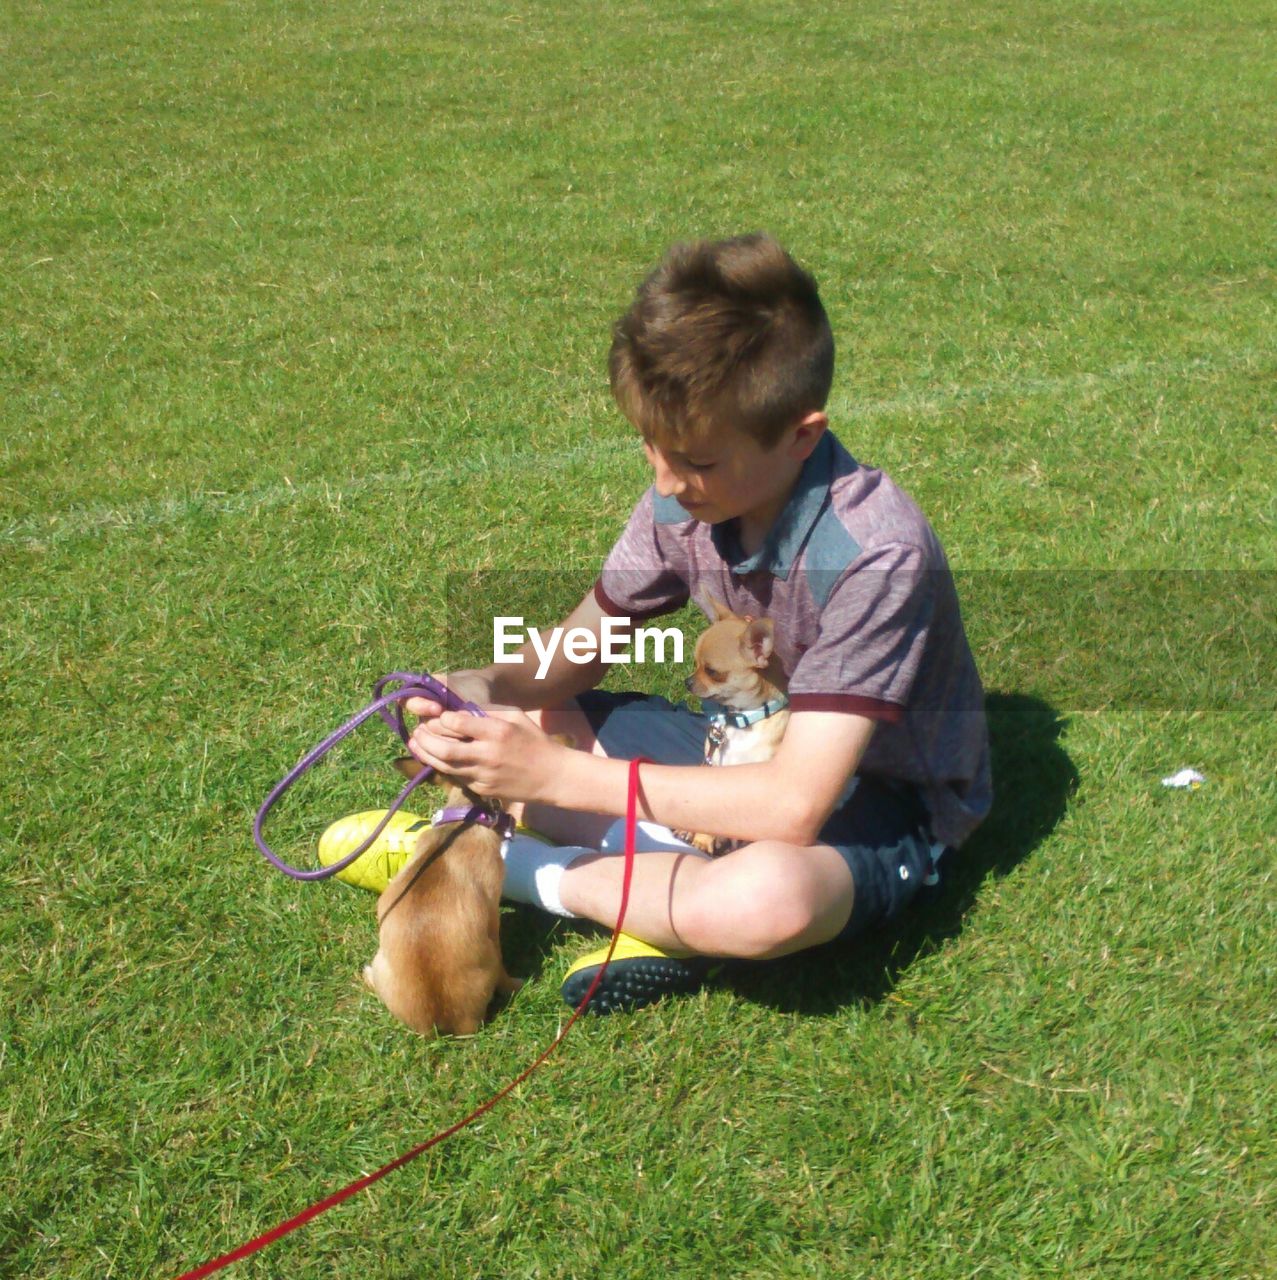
xmin=512 ymin=701 xmax=855 ymax=959
xmin=558 ymin=840 xmax=856 ymax=960
xmin=511 ymin=702 xmax=617 ymax=848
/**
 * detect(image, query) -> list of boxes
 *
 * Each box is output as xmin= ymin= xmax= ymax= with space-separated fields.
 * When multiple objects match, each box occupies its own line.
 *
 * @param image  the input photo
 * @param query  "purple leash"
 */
xmin=253 ymin=672 xmax=484 ymax=881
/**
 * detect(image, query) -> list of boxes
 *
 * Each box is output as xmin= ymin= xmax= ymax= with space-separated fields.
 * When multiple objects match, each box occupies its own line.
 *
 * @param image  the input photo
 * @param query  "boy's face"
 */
xmin=642 ymin=413 xmax=827 ymax=535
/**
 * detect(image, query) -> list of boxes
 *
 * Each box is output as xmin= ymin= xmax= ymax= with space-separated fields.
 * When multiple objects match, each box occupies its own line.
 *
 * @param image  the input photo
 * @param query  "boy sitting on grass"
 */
xmin=349 ymin=234 xmax=991 ymax=1012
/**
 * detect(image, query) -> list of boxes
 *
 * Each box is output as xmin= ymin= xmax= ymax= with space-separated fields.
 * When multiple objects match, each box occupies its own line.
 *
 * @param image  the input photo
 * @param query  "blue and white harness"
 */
xmin=702 ymin=694 xmax=791 ymax=763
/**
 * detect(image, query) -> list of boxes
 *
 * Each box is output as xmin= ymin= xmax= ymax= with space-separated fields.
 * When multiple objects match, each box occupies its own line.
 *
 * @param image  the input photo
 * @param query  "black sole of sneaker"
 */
xmin=561 ymin=955 xmax=710 ymax=1014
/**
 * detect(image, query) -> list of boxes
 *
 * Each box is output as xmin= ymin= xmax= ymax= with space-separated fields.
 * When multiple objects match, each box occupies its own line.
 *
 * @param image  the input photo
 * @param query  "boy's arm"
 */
xmin=485 ymin=590 xmax=614 ymax=709
xmin=411 ymin=590 xmax=613 ymax=715
xmin=546 ymin=709 xmax=876 ymax=846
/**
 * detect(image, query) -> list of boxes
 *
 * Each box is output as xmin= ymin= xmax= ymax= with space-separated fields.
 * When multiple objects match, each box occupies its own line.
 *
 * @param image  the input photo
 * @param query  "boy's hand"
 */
xmin=401 ymin=669 xmax=494 ymax=721
xmin=406 ymin=705 xmax=569 ymax=803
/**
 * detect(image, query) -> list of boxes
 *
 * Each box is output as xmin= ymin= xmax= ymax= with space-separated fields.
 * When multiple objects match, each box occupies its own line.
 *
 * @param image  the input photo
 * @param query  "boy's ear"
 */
xmin=786 ymin=411 xmax=828 ymax=462
xmin=740 ymin=617 xmax=775 ymax=667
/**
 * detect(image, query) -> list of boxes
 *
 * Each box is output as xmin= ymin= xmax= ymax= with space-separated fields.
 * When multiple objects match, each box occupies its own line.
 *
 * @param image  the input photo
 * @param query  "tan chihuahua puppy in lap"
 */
xmin=675 ymin=599 xmax=791 ymax=856
xmin=363 ymin=760 xmax=521 ymax=1037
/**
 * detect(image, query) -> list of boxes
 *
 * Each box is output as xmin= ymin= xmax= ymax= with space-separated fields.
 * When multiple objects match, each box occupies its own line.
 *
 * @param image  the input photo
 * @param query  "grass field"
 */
xmin=2 ymin=1 xmax=1274 ymax=1276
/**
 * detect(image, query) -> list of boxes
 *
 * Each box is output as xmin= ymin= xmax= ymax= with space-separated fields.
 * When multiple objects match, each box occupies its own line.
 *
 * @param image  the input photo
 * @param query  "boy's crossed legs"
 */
xmin=558 ymin=842 xmax=856 ymax=959
xmin=507 ymin=692 xmax=939 ymax=1008
xmin=515 ymin=699 xmax=856 ymax=958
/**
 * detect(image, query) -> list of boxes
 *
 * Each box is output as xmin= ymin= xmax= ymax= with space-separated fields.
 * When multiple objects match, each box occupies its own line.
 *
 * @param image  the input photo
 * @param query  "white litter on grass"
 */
xmin=1161 ymin=768 xmax=1206 ymax=790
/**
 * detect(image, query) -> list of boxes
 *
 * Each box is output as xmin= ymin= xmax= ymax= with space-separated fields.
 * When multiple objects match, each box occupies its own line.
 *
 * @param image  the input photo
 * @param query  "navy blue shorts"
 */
xmin=576 ymin=691 xmax=944 ymax=941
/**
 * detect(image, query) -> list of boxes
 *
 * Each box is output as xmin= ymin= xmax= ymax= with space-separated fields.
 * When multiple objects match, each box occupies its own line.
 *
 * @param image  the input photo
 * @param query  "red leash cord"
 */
xmin=175 ymin=757 xmax=648 ymax=1280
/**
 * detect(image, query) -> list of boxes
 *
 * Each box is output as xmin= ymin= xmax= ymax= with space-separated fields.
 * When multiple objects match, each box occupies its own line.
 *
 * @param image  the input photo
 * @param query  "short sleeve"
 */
xmin=594 ymin=488 xmax=693 ymax=621
xmin=787 ymin=543 xmax=935 ymax=723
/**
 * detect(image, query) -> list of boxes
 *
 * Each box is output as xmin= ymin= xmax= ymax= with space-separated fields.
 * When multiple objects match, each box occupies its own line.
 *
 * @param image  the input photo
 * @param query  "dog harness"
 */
xmin=703 ymin=694 xmax=790 ymax=763
xmin=430 ymin=805 xmax=516 ymax=840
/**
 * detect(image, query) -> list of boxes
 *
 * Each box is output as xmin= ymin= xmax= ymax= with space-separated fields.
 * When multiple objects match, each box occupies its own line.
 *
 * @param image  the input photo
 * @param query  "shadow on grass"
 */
xmin=718 ymin=692 xmax=1078 ymax=1016
xmin=499 ymin=906 xmax=577 ymax=988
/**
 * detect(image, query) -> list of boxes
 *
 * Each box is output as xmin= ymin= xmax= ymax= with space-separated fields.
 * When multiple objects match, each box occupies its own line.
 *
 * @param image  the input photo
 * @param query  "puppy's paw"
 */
xmin=674 ymin=829 xmax=725 ymax=856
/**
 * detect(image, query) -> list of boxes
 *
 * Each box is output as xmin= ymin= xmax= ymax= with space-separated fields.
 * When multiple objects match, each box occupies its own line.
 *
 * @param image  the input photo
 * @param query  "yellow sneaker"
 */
xmin=318 ymin=811 xmax=554 ymax=892
xmin=560 ymin=933 xmax=710 ymax=1014
xmin=317 ymin=809 xmax=430 ymax=893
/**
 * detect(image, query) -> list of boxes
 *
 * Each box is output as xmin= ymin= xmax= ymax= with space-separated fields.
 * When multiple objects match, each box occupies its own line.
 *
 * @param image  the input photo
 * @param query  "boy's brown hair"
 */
xmin=609 ymin=233 xmax=835 ymax=448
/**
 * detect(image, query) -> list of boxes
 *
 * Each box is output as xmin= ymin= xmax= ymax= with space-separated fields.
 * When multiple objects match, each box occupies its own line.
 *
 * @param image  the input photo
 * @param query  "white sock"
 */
xmin=501 ymin=825 xmax=709 ymax=917
xmin=500 ymin=835 xmax=594 ymax=917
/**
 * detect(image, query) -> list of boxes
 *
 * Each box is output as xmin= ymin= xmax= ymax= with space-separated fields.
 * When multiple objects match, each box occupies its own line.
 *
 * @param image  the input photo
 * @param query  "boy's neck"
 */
xmin=736 ymin=472 xmax=801 ymax=556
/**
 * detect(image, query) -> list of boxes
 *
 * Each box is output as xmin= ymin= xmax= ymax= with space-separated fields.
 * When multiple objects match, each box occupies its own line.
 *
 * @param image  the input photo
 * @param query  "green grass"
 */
xmin=2 ymin=0 xmax=1274 ymax=1276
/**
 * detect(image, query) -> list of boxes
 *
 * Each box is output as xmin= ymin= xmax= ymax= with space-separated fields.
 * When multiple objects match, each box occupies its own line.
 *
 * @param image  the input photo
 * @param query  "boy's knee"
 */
xmin=682 ymin=841 xmax=851 ymax=959
xmin=529 ymin=702 xmax=600 ymax=755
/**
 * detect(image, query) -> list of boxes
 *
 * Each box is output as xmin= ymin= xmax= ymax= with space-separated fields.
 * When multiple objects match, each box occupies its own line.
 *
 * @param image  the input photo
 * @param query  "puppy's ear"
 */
xmin=394 ymin=755 xmax=430 ymax=781
xmin=705 ymin=594 xmax=736 ymax=622
xmin=740 ymin=617 xmax=775 ymax=668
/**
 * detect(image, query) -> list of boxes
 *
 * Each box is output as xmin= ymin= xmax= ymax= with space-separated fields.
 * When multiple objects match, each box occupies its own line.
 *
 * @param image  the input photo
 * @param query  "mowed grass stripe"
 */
xmin=4 ymin=347 xmax=1270 ymax=550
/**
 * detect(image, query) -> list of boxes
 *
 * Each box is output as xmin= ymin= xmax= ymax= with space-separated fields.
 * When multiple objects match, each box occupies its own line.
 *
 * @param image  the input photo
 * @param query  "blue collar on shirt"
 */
xmin=710 ymin=432 xmax=838 ymax=580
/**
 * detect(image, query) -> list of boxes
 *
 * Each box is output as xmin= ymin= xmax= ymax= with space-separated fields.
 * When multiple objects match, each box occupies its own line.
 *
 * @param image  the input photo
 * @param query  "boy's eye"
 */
xmin=687 ymin=461 xmax=716 ymax=472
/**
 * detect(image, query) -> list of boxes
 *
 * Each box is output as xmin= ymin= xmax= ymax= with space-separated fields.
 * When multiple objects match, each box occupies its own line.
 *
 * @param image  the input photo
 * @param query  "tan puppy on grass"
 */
xmin=675 ymin=599 xmax=791 ymax=856
xmin=362 ymin=760 xmax=521 ymax=1037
